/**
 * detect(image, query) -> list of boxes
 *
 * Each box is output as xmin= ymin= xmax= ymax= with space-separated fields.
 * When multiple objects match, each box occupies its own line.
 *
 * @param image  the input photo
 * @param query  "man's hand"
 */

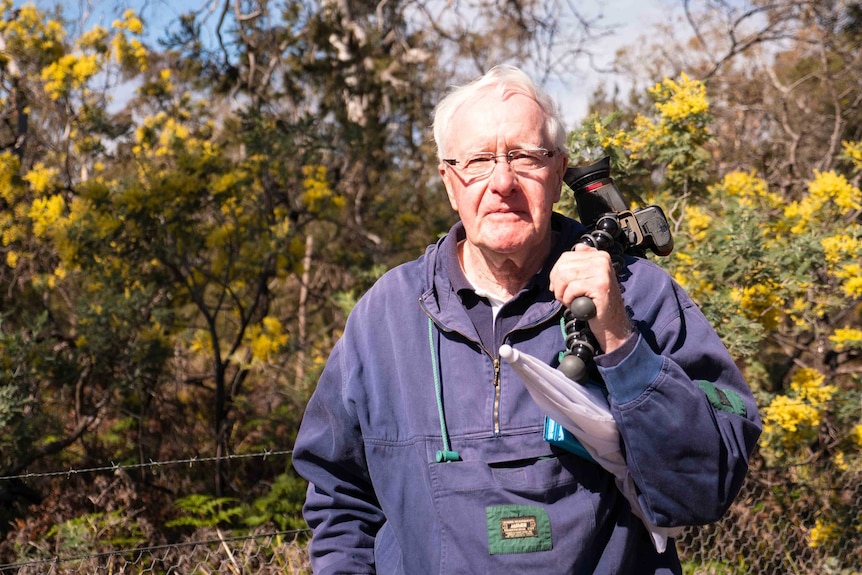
xmin=549 ymin=244 xmax=633 ymax=354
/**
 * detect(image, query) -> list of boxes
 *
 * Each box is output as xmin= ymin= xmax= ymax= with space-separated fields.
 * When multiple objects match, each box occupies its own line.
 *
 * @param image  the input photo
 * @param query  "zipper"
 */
xmin=421 ymin=298 xmax=563 ymax=436
xmin=492 ymin=357 xmax=501 ymax=434
xmin=489 ymin=307 xmax=561 ymax=435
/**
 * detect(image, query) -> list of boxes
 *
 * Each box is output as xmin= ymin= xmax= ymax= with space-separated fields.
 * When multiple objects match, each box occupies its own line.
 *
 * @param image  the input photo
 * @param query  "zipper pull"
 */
xmin=493 ymin=357 xmax=501 ymax=435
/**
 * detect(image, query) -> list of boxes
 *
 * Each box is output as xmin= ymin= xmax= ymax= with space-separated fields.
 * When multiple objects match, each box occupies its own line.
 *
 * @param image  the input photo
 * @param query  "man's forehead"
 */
xmin=455 ymin=86 xmax=541 ymax=115
xmin=448 ymin=93 xmax=547 ymax=151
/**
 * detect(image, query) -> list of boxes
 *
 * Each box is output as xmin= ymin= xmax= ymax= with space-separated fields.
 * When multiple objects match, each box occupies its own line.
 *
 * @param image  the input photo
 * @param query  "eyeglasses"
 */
xmin=443 ymin=148 xmax=557 ymax=179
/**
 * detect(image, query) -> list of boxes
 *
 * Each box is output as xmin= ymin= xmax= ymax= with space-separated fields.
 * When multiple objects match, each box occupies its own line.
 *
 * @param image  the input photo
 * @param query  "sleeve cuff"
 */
xmin=595 ymin=333 xmax=664 ymax=404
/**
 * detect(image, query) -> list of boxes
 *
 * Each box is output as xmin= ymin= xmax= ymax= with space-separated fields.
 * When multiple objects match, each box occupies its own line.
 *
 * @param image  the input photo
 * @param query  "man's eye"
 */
xmin=512 ymin=150 xmax=542 ymax=161
xmin=464 ymin=156 xmax=493 ymax=167
xmin=511 ymin=151 xmax=544 ymax=167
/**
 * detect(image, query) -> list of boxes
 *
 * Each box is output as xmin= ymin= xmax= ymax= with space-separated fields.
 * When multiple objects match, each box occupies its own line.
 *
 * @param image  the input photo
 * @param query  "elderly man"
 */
xmin=293 ymin=65 xmax=761 ymax=574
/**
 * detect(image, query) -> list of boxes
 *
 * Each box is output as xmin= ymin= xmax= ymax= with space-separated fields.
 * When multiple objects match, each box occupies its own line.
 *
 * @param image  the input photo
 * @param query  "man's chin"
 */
xmin=477 ymin=235 xmax=535 ymax=257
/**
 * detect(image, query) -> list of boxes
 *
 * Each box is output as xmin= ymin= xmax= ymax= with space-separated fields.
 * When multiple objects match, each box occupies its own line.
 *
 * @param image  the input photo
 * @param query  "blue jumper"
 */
xmin=293 ymin=213 xmax=761 ymax=574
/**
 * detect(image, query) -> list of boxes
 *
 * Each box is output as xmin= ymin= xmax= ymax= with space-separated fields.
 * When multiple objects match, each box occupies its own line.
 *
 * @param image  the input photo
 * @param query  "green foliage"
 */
xmin=244 ymin=469 xmax=309 ymax=532
xmin=167 ymin=494 xmax=244 ymax=529
xmin=38 ymin=511 xmax=144 ymax=557
xmin=1 ymin=0 xmax=861 ymax=570
xmin=567 ymin=72 xmax=714 ymax=199
xmin=681 ymin=559 xmax=747 ymax=575
xmin=0 ymin=0 xmax=451 ymax=504
xmin=574 ymin=60 xmax=862 ymax=569
xmin=0 ymin=380 xmax=32 ymax=470
xmin=0 ymin=311 xmax=66 ymax=471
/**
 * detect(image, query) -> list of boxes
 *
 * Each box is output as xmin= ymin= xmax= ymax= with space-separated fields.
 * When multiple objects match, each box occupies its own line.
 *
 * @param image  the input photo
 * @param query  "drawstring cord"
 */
xmin=428 ymin=317 xmax=461 ymax=463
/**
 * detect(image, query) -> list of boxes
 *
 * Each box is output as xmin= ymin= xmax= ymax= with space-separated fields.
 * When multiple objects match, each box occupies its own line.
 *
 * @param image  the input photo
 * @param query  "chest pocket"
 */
xmin=427 ymin=453 xmax=615 ymax=574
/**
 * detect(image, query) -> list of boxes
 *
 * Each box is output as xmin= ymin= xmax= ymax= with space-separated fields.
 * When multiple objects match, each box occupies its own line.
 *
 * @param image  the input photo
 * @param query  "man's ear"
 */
xmin=552 ymin=154 xmax=568 ymax=203
xmin=439 ymin=163 xmax=459 ymax=211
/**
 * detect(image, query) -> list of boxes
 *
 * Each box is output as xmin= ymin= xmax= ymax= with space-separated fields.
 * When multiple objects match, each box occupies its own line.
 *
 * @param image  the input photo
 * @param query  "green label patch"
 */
xmin=486 ymin=505 xmax=552 ymax=555
xmin=698 ymin=380 xmax=747 ymax=417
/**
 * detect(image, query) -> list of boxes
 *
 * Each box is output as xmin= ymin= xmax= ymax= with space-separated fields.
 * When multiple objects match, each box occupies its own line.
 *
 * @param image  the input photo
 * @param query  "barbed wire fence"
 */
xmin=0 ymin=451 xmax=859 ymax=574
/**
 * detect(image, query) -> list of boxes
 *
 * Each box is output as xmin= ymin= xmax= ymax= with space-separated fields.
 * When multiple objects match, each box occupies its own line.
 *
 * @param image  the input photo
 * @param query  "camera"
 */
xmin=556 ymin=156 xmax=674 ymax=382
xmin=564 ymin=156 xmax=673 ymax=257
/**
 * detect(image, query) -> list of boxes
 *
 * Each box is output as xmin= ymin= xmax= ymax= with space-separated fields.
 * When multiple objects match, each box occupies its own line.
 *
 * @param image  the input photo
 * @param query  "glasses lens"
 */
xmin=509 ymin=149 xmax=548 ymax=172
xmin=462 ymin=153 xmax=496 ymax=177
xmin=454 ymin=149 xmax=551 ymax=178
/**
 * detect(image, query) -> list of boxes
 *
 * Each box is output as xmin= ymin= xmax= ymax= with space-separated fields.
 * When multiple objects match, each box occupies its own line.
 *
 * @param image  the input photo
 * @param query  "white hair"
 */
xmin=432 ymin=65 xmax=567 ymax=160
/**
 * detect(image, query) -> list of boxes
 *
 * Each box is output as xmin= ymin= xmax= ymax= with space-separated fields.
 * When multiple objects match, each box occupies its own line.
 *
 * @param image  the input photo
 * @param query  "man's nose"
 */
xmin=488 ymin=158 xmax=518 ymax=193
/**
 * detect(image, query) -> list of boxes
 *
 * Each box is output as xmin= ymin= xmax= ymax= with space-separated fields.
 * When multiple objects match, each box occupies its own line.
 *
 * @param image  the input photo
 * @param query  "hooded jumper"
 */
xmin=293 ymin=213 xmax=762 ymax=575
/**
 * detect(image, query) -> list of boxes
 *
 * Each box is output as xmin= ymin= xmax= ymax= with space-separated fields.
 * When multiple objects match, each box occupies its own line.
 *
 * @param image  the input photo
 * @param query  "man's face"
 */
xmin=439 ymin=90 xmax=566 ymax=261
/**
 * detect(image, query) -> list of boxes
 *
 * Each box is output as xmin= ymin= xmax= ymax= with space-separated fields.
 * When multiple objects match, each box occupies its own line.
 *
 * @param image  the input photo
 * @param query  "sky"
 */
xmin=545 ymin=0 xmax=674 ymax=124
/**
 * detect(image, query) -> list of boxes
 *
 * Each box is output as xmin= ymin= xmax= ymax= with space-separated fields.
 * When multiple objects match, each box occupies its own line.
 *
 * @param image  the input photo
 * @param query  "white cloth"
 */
xmin=499 ymin=344 xmax=683 ymax=553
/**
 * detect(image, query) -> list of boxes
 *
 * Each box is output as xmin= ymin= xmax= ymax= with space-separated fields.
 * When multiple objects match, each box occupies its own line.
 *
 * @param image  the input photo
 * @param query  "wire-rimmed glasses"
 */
xmin=443 ymin=148 xmax=557 ymax=179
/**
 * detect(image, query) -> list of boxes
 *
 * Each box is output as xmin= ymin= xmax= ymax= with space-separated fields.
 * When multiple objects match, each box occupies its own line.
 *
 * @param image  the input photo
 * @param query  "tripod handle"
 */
xmin=568 ymin=296 xmax=596 ymax=321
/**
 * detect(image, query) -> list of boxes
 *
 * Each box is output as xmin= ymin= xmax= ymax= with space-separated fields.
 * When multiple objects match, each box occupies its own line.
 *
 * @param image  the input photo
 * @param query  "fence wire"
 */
xmin=0 ymin=528 xmax=312 ymax=574
xmin=1 ymin=459 xmax=859 ymax=574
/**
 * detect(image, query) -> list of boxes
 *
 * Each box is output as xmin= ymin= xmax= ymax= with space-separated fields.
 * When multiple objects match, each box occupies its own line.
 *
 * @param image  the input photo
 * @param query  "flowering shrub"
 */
xmin=567 ymin=74 xmax=862 ymax=562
